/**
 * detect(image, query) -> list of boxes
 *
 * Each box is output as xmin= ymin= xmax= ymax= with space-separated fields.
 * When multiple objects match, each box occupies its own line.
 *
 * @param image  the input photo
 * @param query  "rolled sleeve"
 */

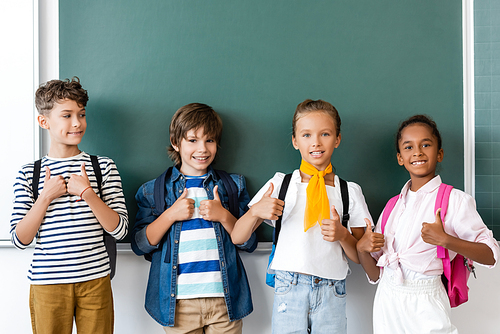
xmin=236 ymin=232 xmax=258 ymax=252
xmin=11 ymin=231 xmax=30 ymax=250
xmin=100 ymin=158 xmax=129 ymax=240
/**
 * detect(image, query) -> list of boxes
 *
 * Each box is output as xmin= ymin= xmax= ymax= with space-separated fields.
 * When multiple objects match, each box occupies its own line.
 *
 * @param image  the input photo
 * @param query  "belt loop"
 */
xmin=291 ymin=272 xmax=298 ymax=285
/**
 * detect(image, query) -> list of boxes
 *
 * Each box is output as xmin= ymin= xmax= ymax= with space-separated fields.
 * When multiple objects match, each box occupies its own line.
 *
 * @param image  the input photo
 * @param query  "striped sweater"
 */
xmin=10 ymin=152 xmax=128 ymax=284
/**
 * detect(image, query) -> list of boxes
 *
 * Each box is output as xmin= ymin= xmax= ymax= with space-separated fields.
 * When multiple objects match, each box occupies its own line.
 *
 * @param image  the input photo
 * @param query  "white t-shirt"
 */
xmin=249 ymin=170 xmax=372 ymax=279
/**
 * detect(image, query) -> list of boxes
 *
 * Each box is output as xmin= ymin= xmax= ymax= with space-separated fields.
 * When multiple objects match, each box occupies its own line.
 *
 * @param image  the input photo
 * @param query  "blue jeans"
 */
xmin=272 ymin=271 xmax=347 ymax=334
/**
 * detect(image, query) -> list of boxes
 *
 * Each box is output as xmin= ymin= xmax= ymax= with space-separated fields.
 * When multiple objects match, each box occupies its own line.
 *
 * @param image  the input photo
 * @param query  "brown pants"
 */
xmin=164 ymin=297 xmax=242 ymax=334
xmin=29 ymin=275 xmax=114 ymax=334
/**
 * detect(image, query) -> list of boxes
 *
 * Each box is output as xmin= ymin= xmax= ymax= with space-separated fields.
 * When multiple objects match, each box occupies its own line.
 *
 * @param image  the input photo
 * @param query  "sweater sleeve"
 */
xmin=10 ymin=164 xmax=36 ymax=249
xmin=99 ymin=157 xmax=128 ymax=240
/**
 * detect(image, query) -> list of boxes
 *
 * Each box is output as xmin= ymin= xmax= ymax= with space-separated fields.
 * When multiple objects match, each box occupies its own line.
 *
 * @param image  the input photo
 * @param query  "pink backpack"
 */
xmin=381 ymin=183 xmax=475 ymax=307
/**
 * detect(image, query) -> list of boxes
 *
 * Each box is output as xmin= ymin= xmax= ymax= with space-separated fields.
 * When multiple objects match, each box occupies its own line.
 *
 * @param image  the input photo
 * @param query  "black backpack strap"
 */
xmin=90 ymin=155 xmax=102 ymax=196
xmin=149 ymin=167 xmax=173 ymax=263
xmin=274 ymin=173 xmax=293 ymax=246
xmin=339 ymin=178 xmax=350 ymax=228
xmin=214 ymin=169 xmax=239 ymax=219
xmin=32 ymin=159 xmax=42 ymax=201
xmin=153 ymin=167 xmax=173 ymax=215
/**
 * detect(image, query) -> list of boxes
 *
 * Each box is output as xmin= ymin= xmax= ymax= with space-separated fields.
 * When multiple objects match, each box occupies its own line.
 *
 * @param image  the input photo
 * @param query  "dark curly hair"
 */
xmin=35 ymin=77 xmax=88 ymax=115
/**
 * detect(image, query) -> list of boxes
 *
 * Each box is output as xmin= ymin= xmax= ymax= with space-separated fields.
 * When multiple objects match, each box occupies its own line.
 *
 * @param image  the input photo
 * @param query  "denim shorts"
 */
xmin=272 ymin=270 xmax=347 ymax=334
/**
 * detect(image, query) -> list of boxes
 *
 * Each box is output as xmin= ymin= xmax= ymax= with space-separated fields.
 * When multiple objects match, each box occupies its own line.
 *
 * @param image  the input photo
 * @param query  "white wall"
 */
xmin=1 ymin=243 xmax=499 ymax=334
xmin=0 ymin=0 xmax=37 ymax=241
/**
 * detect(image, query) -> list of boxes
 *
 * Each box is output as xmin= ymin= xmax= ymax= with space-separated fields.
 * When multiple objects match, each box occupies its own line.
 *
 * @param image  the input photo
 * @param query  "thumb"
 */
xmin=435 ymin=208 xmax=443 ymax=224
xmin=364 ymin=218 xmax=373 ymax=233
xmin=213 ymin=185 xmax=220 ymax=201
xmin=81 ymin=163 xmax=88 ymax=178
xmin=330 ymin=205 xmax=340 ymax=218
xmin=44 ymin=166 xmax=51 ymax=181
xmin=178 ymin=188 xmax=188 ymax=199
xmin=263 ymin=183 xmax=274 ymax=197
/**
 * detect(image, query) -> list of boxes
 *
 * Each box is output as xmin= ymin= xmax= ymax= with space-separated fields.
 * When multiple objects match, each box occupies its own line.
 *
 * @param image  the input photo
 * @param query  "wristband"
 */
xmin=76 ymin=186 xmax=92 ymax=202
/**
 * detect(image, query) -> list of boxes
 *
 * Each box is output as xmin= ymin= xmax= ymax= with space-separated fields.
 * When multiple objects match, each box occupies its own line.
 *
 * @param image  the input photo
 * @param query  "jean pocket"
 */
xmin=274 ymin=271 xmax=293 ymax=295
xmin=332 ymin=279 xmax=347 ymax=298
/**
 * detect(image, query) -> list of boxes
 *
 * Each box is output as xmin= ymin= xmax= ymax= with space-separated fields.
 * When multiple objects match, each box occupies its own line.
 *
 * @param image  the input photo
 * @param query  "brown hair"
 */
xmin=168 ymin=103 xmax=223 ymax=165
xmin=395 ymin=114 xmax=442 ymax=153
xmin=292 ymin=99 xmax=341 ymax=137
xmin=35 ymin=77 xmax=89 ymax=115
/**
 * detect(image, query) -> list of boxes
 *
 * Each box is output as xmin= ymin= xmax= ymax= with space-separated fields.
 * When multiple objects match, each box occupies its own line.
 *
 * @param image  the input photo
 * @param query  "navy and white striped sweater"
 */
xmin=10 ymin=152 xmax=128 ymax=284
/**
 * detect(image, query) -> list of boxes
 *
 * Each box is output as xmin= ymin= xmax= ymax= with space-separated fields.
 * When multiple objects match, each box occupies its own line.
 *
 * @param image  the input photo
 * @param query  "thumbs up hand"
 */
xmin=356 ymin=218 xmax=385 ymax=253
xmin=39 ymin=166 xmax=67 ymax=202
xmin=168 ymin=188 xmax=195 ymax=221
xmin=199 ymin=185 xmax=227 ymax=222
xmin=321 ymin=205 xmax=347 ymax=242
xmin=421 ymin=208 xmax=448 ymax=246
xmin=249 ymin=183 xmax=284 ymax=220
xmin=67 ymin=163 xmax=92 ymax=196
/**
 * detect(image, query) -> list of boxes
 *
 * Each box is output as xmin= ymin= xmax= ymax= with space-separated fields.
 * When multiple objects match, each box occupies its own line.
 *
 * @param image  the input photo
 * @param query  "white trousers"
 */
xmin=373 ymin=273 xmax=458 ymax=334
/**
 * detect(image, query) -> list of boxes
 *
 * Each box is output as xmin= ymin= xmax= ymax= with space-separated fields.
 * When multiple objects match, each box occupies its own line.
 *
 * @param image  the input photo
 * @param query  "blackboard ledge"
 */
xmin=116 ymin=242 xmax=273 ymax=253
xmin=0 ymin=240 xmax=273 ymax=253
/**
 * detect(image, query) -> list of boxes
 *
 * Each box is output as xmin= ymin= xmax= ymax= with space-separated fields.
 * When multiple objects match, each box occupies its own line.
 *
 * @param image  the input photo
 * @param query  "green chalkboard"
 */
xmin=60 ymin=0 xmax=465 ymax=243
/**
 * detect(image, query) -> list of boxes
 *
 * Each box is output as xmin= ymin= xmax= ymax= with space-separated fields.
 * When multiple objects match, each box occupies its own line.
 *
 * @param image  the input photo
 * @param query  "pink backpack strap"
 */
xmin=435 ymin=183 xmax=454 ymax=279
xmin=381 ymin=195 xmax=399 ymax=235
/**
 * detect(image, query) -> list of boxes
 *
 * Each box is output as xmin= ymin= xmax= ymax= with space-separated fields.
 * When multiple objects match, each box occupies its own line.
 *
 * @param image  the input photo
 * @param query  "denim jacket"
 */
xmin=131 ymin=165 xmax=257 ymax=326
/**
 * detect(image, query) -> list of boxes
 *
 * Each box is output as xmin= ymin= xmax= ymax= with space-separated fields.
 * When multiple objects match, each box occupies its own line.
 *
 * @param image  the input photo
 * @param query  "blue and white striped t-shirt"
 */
xmin=176 ymin=175 xmax=224 ymax=299
xmin=10 ymin=152 xmax=128 ymax=285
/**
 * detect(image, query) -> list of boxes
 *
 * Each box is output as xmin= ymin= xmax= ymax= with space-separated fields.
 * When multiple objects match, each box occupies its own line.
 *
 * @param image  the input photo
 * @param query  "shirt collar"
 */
xmin=170 ymin=164 xmax=216 ymax=182
xmin=400 ymin=175 xmax=442 ymax=200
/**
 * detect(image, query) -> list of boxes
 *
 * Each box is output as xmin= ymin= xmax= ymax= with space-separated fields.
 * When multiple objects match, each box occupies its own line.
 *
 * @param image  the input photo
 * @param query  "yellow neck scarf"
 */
xmin=300 ymin=160 xmax=332 ymax=232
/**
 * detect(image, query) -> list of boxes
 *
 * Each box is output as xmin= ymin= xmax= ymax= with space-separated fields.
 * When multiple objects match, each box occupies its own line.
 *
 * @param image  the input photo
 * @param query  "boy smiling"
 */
xmin=10 ymin=77 xmax=128 ymax=334
xmin=131 ymin=103 xmax=256 ymax=333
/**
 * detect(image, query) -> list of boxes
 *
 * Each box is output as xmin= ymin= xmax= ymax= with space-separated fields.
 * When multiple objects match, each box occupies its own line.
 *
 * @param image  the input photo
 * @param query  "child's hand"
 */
xmin=321 ymin=205 xmax=347 ymax=242
xmin=199 ymin=185 xmax=227 ymax=222
xmin=356 ymin=219 xmax=385 ymax=253
xmin=67 ymin=163 xmax=92 ymax=196
xmin=39 ymin=166 xmax=67 ymax=202
xmin=249 ymin=183 xmax=284 ymax=220
xmin=421 ymin=208 xmax=448 ymax=247
xmin=166 ymin=188 xmax=195 ymax=221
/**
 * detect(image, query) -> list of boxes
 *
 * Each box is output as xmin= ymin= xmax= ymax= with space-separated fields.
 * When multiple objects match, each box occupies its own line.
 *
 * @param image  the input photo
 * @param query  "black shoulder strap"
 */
xmin=273 ymin=173 xmax=293 ymax=246
xmin=90 ymin=155 xmax=102 ymax=197
xmin=32 ymin=159 xmax=42 ymax=201
xmin=214 ymin=169 xmax=240 ymax=219
xmin=339 ymin=178 xmax=350 ymax=228
xmin=154 ymin=167 xmax=173 ymax=215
